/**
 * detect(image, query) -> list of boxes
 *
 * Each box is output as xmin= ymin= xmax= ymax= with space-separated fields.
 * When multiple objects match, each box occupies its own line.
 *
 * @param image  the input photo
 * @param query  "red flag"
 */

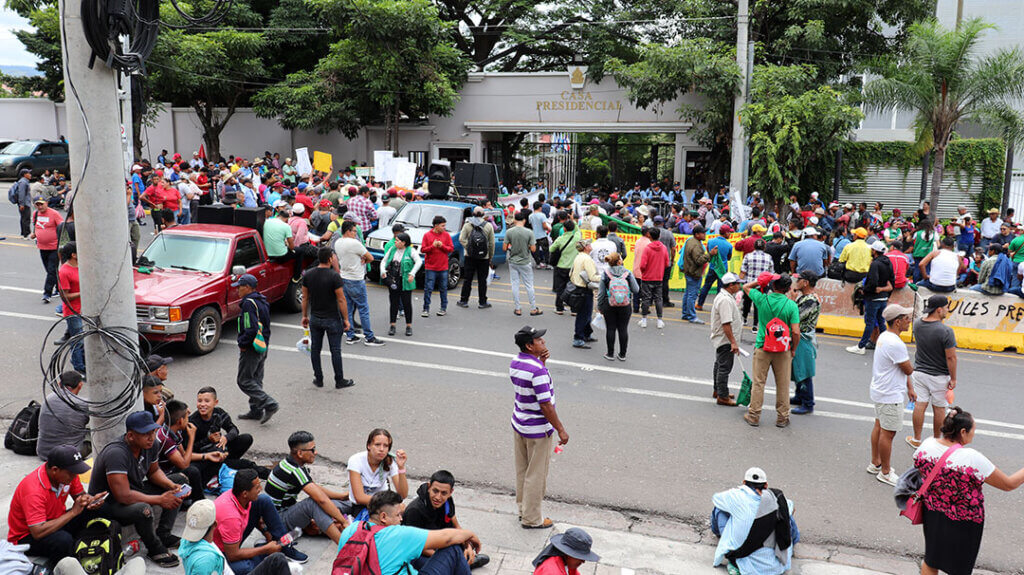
xmin=198 ymin=144 xmax=206 ymax=160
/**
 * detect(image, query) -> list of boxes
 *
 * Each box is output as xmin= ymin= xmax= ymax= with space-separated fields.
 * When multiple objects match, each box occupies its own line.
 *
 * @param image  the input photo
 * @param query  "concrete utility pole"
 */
xmin=729 ymin=0 xmax=750 ymax=201
xmin=59 ymin=0 xmax=140 ymax=450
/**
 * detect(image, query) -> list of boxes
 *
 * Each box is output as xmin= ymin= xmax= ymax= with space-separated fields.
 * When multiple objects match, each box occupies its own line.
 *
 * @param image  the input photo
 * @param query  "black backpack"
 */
xmin=73 ymin=517 xmax=125 ymax=575
xmin=4 ymin=400 xmax=40 ymax=456
xmin=467 ymin=223 xmax=489 ymax=260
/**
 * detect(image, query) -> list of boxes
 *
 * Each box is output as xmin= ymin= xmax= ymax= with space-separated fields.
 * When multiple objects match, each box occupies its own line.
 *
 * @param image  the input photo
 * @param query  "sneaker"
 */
xmin=478 ymin=302 xmax=492 ymax=309
xmin=405 ymin=325 xmax=413 ymax=336
xmin=791 ymin=405 xmax=813 ymax=415
xmin=41 ymin=295 xmax=50 ymax=304
xmin=866 ymin=463 xmax=882 ymax=474
xmin=750 ymin=326 xmax=757 ymax=334
xmin=603 ymin=353 xmax=616 ymax=361
xmin=437 ymin=309 xmax=446 ymax=316
xmin=283 ymin=545 xmax=309 ymax=564
xmin=865 ymin=342 xmax=876 ymax=350
xmin=345 ymin=335 xmax=361 ymax=345
xmin=260 ymin=404 xmax=279 ymax=424
xmin=363 ymin=337 xmax=386 ymax=347
xmin=688 ymin=318 xmax=705 ymax=325
xmin=238 ymin=410 xmax=263 ymax=421
xmin=656 ymin=319 xmax=665 ymax=329
xmin=572 ymin=340 xmax=591 ymax=349
xmin=876 ymin=470 xmax=899 ymax=486
xmin=585 ymin=336 xmax=598 ymax=342
xmin=638 ymin=317 xmax=648 ymax=328
xmin=421 ymin=310 xmax=429 ymax=318
xmin=846 ymin=345 xmax=866 ymax=355
xmin=617 ymin=354 xmax=626 ymax=361
xmin=456 ymin=301 xmax=469 ymax=308
xmin=335 ymin=379 xmax=355 ymax=389
xmin=397 ymin=309 xmax=404 ymax=317
xmin=387 ymin=325 xmax=396 ymax=336
xmin=312 ymin=378 xmax=324 ymax=388
xmin=148 ymin=552 xmax=180 ymax=568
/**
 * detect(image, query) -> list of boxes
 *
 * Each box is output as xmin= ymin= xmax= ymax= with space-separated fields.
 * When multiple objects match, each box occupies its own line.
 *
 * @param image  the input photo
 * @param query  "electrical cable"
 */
xmin=80 ymin=0 xmax=160 ymax=73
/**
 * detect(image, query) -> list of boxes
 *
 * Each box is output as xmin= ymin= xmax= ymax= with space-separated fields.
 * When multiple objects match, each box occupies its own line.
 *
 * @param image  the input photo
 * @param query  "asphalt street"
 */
xmin=0 ymin=205 xmax=1023 ymax=572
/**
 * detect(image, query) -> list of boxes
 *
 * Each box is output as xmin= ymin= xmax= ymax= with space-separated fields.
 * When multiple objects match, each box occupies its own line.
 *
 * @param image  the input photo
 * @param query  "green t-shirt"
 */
xmin=505 ymin=225 xmax=536 ymax=266
xmin=262 ymin=217 xmax=293 ymax=258
xmin=912 ymin=230 xmax=934 ymax=258
xmin=748 ymin=288 xmax=800 ymax=349
xmin=1009 ymin=234 xmax=1024 ymax=263
xmin=551 ymin=229 xmax=581 ymax=269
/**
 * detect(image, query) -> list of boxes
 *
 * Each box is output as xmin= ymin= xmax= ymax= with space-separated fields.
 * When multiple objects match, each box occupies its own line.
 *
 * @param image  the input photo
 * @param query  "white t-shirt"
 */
xmin=335 ymin=237 xmax=368 ymax=280
xmin=915 ymin=437 xmax=995 ymax=480
xmin=590 ymin=238 xmax=617 ymax=276
xmin=346 ymin=451 xmax=399 ymax=503
xmin=870 ymin=330 xmax=911 ymax=403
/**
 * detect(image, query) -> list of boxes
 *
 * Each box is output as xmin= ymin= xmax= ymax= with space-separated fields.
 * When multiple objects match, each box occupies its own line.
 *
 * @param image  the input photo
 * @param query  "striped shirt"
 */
xmin=510 ymin=352 xmax=555 ymax=438
xmin=265 ymin=456 xmax=312 ymax=509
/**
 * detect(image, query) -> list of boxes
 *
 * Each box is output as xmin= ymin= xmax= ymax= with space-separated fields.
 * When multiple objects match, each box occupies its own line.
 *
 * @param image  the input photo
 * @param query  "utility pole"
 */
xmin=59 ymin=0 xmax=140 ymax=450
xmin=956 ymin=0 xmax=964 ymax=29
xmin=729 ymin=0 xmax=750 ymax=202
xmin=739 ymin=39 xmax=754 ymax=199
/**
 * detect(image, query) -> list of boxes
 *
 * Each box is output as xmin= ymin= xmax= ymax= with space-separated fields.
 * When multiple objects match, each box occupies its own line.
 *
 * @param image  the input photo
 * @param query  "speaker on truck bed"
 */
xmin=197 ymin=204 xmax=235 ymax=225
xmin=452 ymin=162 xmax=500 ymax=204
xmin=233 ymin=207 xmax=265 ymax=233
xmin=427 ymin=161 xmax=451 ymax=199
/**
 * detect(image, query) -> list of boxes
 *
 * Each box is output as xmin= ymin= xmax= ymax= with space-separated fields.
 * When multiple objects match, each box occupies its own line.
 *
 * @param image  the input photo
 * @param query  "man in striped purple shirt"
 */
xmin=510 ymin=326 xmax=569 ymax=530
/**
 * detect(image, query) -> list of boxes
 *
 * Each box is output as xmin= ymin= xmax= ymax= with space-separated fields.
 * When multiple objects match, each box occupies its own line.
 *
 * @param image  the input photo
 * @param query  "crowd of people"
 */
xmin=9 ymin=148 xmax=1024 ymax=575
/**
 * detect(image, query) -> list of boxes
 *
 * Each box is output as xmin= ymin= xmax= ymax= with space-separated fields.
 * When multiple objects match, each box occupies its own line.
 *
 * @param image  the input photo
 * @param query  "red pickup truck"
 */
xmin=134 ymin=224 xmax=301 ymax=354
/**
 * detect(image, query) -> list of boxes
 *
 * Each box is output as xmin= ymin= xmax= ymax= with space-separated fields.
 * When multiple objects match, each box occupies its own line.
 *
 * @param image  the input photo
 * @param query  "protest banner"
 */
xmin=313 ymin=151 xmax=332 ymax=172
xmin=295 ymin=147 xmax=313 ymax=176
xmin=373 ymin=150 xmax=395 ymax=182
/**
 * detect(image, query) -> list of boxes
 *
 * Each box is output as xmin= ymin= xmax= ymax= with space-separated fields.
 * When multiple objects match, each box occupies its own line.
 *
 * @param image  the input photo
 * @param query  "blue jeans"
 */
xmin=342 ymin=279 xmax=374 ymax=340
xmin=66 ymin=315 xmax=85 ymax=372
xmin=228 ymin=494 xmax=288 ymax=575
xmin=917 ymin=279 xmax=955 ymax=293
xmin=794 ymin=378 xmax=814 ymax=408
xmin=682 ymin=275 xmax=701 ymax=320
xmin=309 ymin=315 xmax=345 ymax=384
xmin=177 ymin=208 xmax=190 ymax=225
xmin=417 ymin=545 xmax=472 ymax=575
xmin=423 ymin=269 xmax=448 ymax=311
xmin=697 ymin=269 xmax=721 ymax=307
xmin=858 ymin=298 xmax=887 ymax=348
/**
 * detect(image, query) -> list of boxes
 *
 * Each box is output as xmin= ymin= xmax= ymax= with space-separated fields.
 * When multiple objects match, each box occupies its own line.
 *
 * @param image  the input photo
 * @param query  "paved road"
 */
xmin=0 ymin=206 xmax=1023 ymax=572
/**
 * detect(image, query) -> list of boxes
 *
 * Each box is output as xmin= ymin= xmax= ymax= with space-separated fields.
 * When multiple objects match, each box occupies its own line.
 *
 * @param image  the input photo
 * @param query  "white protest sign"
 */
xmin=295 ymin=147 xmax=313 ymax=177
xmin=373 ymin=150 xmax=395 ymax=182
xmin=393 ymin=160 xmax=417 ymax=188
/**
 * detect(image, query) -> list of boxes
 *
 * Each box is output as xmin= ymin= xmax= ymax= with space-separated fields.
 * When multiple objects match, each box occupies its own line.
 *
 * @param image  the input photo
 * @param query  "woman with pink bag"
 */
xmin=911 ymin=407 xmax=1024 ymax=575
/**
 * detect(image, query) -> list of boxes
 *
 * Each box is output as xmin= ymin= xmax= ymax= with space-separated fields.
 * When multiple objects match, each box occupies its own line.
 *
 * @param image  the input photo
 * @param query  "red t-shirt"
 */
xmin=160 ymin=186 xmax=181 ymax=212
xmin=886 ymin=251 xmax=909 ymax=289
xmin=213 ymin=491 xmax=251 ymax=549
xmin=58 ymin=263 xmax=81 ymax=316
xmin=7 ymin=464 xmax=84 ymax=543
xmin=295 ymin=194 xmax=315 ymax=219
xmin=32 ymin=208 xmax=63 ymax=251
xmin=421 ymin=229 xmax=454 ymax=271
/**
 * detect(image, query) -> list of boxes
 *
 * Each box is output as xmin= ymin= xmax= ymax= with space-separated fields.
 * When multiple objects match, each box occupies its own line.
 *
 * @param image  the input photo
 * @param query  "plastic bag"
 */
xmin=486 ymin=267 xmax=496 ymax=286
xmin=591 ymin=313 xmax=606 ymax=331
xmin=296 ymin=329 xmax=311 ymax=355
xmin=736 ymin=370 xmax=753 ymax=406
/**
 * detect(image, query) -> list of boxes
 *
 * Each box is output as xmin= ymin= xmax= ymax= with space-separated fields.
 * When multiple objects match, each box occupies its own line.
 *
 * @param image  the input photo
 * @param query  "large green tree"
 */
xmin=865 ymin=18 xmax=1024 ymax=213
xmin=4 ymin=0 xmax=62 ymax=99
xmin=254 ymin=0 xmax=468 ymax=151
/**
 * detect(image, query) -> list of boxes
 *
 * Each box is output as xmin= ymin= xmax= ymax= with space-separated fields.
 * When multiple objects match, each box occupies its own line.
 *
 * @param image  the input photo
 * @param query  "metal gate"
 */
xmin=1006 ymin=170 xmax=1024 ymax=216
xmin=842 ymin=165 xmax=986 ymax=219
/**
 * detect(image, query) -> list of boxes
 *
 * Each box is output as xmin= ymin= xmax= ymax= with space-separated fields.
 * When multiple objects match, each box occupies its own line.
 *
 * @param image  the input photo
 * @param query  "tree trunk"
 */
xmin=928 ymin=145 xmax=946 ymax=220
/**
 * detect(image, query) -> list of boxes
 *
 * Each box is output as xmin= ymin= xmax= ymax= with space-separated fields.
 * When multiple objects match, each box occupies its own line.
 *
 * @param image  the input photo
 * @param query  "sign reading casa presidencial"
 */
xmin=536 ymin=90 xmax=623 ymax=112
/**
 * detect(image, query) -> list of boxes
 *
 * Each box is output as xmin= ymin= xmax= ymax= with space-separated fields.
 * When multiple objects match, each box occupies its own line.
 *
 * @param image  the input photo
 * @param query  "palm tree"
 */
xmin=865 ymin=18 xmax=1024 ymax=215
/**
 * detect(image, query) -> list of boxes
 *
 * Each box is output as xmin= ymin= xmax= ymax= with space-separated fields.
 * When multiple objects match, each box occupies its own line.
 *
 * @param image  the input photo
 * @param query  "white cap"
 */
xmin=291 ymin=203 xmax=305 ymax=215
xmin=871 ymin=240 xmax=887 ymax=252
xmin=744 ymin=467 xmax=768 ymax=483
xmin=182 ymin=499 xmax=216 ymax=542
xmin=272 ymin=199 xmax=288 ymax=209
xmin=809 ymin=216 xmax=819 ymax=225
xmin=720 ymin=272 xmax=741 ymax=285
xmin=810 ymin=192 xmax=819 ymax=198
xmin=802 ymin=227 xmax=818 ymax=236
xmin=131 ymin=164 xmax=142 ymax=172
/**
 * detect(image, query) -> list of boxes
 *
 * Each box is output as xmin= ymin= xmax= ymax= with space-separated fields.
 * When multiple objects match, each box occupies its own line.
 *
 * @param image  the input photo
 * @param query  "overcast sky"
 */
xmin=0 ymin=7 xmax=40 ymax=68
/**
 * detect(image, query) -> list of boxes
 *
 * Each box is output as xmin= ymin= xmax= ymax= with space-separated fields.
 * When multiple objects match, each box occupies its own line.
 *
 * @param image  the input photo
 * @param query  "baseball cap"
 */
xmin=231 ymin=273 xmax=258 ymax=288
xmin=802 ymin=227 xmax=818 ymax=236
xmin=273 ymin=199 xmax=288 ymax=210
xmin=131 ymin=164 xmax=142 ymax=172
xmin=720 ymin=272 xmax=741 ymax=285
xmin=297 ymin=182 xmax=308 ymax=190
xmin=145 ymin=354 xmax=173 ymax=372
xmin=47 ymin=444 xmax=91 ymax=474
xmin=19 ymin=168 xmax=31 ymax=176
xmin=871 ymin=240 xmax=887 ymax=252
xmin=882 ymin=303 xmax=913 ymax=322
xmin=810 ymin=192 xmax=819 ymax=198
xmin=853 ymin=227 xmax=868 ymax=238
xmin=751 ymin=224 xmax=766 ymax=233
xmin=923 ymin=294 xmax=950 ymax=314
xmin=33 ymin=196 xmax=46 ymax=204
xmin=653 ymin=215 xmax=664 ymax=223
xmin=514 ymin=325 xmax=546 ymax=347
xmin=844 ymin=203 xmax=854 ymax=209
xmin=291 ymin=203 xmax=305 ymax=215
xmin=744 ymin=467 xmax=767 ymax=483
xmin=125 ymin=411 xmax=161 ymax=434
xmin=182 ymin=499 xmax=216 ymax=542
xmin=719 ymin=224 xmax=733 ymax=235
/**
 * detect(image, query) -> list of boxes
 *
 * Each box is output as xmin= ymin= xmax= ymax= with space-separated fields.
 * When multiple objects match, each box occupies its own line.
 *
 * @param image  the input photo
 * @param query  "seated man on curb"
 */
xmin=214 ymin=468 xmax=307 ymax=573
xmin=7 ymin=445 xmax=104 ymax=568
xmin=141 ymin=374 xmax=167 ymax=427
xmin=336 ymin=490 xmax=482 ymax=575
xmin=36 ymin=371 xmax=90 ymax=460
xmin=88 ymin=411 xmax=187 ymax=568
xmin=265 ymin=431 xmax=351 ymax=544
xmin=156 ymin=400 xmax=206 ymax=507
xmin=402 ymin=470 xmax=490 ymax=570
xmin=189 ymin=386 xmax=256 ymax=481
xmin=181 ymin=499 xmax=292 ymax=575
xmin=711 ymin=467 xmax=798 ymax=575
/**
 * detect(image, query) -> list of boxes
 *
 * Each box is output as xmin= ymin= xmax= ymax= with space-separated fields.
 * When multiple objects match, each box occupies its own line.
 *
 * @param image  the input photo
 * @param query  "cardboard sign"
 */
xmin=393 ymin=160 xmax=417 ymax=189
xmin=295 ymin=147 xmax=313 ymax=177
xmin=313 ymin=151 xmax=332 ymax=173
xmin=373 ymin=150 xmax=395 ymax=182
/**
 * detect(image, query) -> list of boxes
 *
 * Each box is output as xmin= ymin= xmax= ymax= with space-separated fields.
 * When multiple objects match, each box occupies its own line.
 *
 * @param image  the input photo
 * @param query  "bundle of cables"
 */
xmin=81 ymin=0 xmax=161 ymax=73
xmin=41 ymin=314 xmax=152 ymax=431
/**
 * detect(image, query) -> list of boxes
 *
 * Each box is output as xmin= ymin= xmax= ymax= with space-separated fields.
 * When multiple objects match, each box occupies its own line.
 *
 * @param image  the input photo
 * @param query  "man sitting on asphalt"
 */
xmin=36 ymin=371 xmax=90 ymax=460
xmin=88 ymin=411 xmax=187 ymax=567
xmin=155 ymin=400 xmax=206 ymax=507
xmin=711 ymin=467 xmax=798 ymax=575
xmin=336 ymin=490 xmax=482 ymax=575
xmin=7 ymin=445 xmax=104 ymax=568
xmin=265 ymin=431 xmax=351 ymax=544
xmin=189 ymin=386 xmax=252 ymax=482
xmin=181 ymin=499 xmax=291 ymax=575
xmin=402 ymin=470 xmax=490 ymax=570
xmin=214 ymin=468 xmax=307 ymax=573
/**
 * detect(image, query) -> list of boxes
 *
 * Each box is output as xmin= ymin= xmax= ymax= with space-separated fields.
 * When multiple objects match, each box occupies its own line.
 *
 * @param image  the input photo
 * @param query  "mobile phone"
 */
xmin=175 ymin=484 xmax=192 ymax=498
xmin=92 ymin=492 xmax=108 ymax=504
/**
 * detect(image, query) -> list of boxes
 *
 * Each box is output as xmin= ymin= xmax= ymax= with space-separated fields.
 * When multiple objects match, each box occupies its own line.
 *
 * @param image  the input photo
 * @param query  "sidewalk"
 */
xmin=0 ymin=446 xmax=1000 ymax=575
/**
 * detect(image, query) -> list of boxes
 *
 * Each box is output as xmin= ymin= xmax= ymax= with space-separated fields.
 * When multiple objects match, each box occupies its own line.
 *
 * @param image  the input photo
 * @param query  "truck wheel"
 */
xmin=186 ymin=306 xmax=222 ymax=355
xmin=16 ymin=163 xmax=32 ymax=176
xmin=447 ymin=257 xmax=462 ymax=290
xmin=284 ymin=279 xmax=303 ymax=313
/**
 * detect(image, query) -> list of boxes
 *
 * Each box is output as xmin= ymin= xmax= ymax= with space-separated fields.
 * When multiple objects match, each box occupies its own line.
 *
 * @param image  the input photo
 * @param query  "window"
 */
xmin=141 ymin=235 xmax=230 ymax=273
xmin=408 ymin=151 xmax=427 ymax=168
xmin=437 ymin=147 xmax=471 ymax=164
xmin=1 ymin=142 xmax=36 ymax=155
xmin=232 ymin=236 xmax=261 ymax=269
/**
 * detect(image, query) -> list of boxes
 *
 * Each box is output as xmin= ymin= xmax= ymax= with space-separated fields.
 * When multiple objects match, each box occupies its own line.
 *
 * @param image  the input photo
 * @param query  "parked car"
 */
xmin=134 ymin=224 xmax=301 ymax=354
xmin=0 ymin=138 xmax=18 ymax=154
xmin=0 ymin=140 xmax=70 ymax=179
xmin=364 ymin=199 xmax=507 ymax=289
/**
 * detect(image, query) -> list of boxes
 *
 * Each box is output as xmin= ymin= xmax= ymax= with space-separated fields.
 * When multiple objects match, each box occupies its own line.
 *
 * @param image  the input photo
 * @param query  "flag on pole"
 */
xmin=198 ymin=144 xmax=206 ymax=160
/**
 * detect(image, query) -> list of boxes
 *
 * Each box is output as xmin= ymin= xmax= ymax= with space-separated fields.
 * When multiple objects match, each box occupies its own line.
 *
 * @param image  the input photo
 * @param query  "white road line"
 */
xmin=0 ymin=285 xmax=41 ymax=294
xmin=3 ymin=309 xmax=1023 ymax=436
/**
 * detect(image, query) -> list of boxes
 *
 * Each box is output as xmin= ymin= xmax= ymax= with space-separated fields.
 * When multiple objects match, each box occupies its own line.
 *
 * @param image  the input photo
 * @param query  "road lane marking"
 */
xmin=3 ymin=308 xmax=1023 ymax=435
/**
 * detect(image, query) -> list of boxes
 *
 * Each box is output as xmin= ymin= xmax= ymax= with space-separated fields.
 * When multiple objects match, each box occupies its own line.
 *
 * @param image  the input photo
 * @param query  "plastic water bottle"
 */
xmin=123 ymin=539 xmax=141 ymax=557
xmin=280 ymin=526 xmax=303 ymax=546
xmin=906 ymin=400 xmax=915 ymax=412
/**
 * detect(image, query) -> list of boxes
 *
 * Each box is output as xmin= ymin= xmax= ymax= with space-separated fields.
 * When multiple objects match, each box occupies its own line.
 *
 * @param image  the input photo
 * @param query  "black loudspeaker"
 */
xmin=427 ymin=161 xmax=451 ymax=199
xmin=233 ymin=207 xmax=265 ymax=233
xmin=452 ymin=162 xmax=500 ymax=203
xmin=197 ymin=204 xmax=235 ymax=225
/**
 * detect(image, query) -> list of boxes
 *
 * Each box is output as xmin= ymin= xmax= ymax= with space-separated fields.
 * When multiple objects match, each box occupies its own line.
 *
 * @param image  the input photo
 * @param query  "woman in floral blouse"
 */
xmin=914 ymin=407 xmax=1024 ymax=575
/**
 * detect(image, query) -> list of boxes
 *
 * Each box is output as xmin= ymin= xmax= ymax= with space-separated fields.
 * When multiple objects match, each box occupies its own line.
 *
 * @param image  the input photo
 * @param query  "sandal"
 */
xmin=148 ymin=552 xmax=180 ymax=568
xmin=530 ymin=309 xmax=543 ymax=316
xmin=905 ymin=436 xmax=922 ymax=449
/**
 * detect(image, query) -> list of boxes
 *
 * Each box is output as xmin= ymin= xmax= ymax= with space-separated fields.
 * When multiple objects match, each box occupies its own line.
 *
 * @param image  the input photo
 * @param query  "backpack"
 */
xmin=73 ymin=517 xmax=125 ymax=575
xmin=8 ymin=182 xmax=19 ymax=204
xmin=4 ymin=401 xmax=40 ymax=456
xmin=606 ymin=270 xmax=631 ymax=307
xmin=467 ymin=223 xmax=489 ymax=260
xmin=761 ymin=298 xmax=792 ymax=353
xmin=332 ymin=522 xmax=389 ymax=575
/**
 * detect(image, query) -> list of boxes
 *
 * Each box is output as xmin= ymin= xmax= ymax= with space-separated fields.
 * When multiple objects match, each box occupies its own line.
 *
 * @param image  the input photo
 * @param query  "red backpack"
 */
xmin=332 ymin=522 xmax=388 ymax=575
xmin=761 ymin=298 xmax=792 ymax=353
